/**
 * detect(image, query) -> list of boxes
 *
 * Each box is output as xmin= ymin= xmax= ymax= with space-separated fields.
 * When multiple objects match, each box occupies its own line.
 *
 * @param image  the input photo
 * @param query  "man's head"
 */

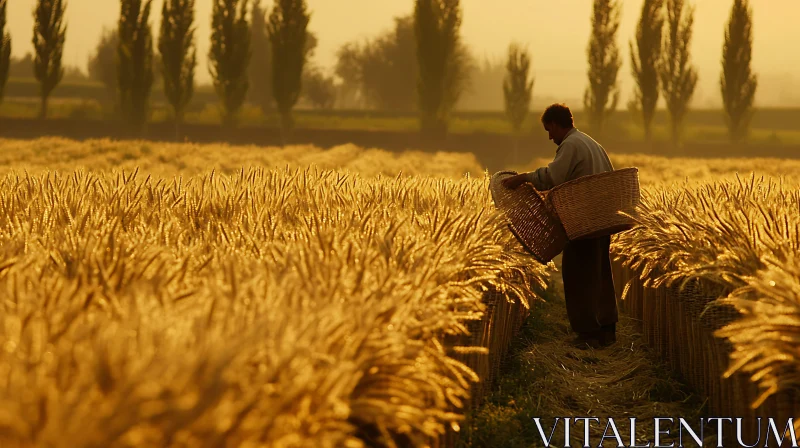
xmin=540 ymin=103 xmax=574 ymax=145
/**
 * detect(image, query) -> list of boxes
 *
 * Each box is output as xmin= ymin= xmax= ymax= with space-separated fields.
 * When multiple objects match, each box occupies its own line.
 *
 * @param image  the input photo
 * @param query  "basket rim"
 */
xmin=548 ymin=167 xmax=640 ymax=240
xmin=489 ymin=170 xmax=542 ymax=200
xmin=550 ymin=167 xmax=639 ymax=194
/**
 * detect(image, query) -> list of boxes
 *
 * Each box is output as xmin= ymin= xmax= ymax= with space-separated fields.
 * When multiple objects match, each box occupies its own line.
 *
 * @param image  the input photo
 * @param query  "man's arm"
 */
xmin=521 ymin=144 xmax=575 ymax=190
xmin=522 ymin=169 xmax=554 ymax=191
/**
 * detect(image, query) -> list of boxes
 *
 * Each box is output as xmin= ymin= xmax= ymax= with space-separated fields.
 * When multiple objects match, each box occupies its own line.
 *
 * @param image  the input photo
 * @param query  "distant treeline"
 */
xmin=0 ymin=0 xmax=760 ymax=144
xmin=3 ymin=17 xmax=508 ymax=113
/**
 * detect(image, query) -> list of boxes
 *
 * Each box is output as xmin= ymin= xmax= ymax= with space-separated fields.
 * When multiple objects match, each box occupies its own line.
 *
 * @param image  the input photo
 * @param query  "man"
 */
xmin=502 ymin=103 xmax=618 ymax=348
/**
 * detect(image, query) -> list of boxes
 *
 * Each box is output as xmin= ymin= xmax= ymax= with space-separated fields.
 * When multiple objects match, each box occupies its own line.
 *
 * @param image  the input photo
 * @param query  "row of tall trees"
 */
xmin=1 ymin=0 xmax=89 ymax=111
xmin=332 ymin=0 xmax=757 ymax=143
xmin=1 ymin=0 xmax=312 ymax=138
xmin=0 ymin=0 xmax=69 ymax=118
xmin=0 ymin=0 xmax=761 ymax=143
xmin=113 ymin=0 xmax=311 ymax=138
xmin=590 ymin=0 xmax=757 ymax=144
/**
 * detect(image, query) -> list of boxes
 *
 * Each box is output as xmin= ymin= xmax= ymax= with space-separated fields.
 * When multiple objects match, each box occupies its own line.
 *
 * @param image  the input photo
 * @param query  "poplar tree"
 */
xmin=584 ymin=0 xmax=622 ymax=135
xmin=88 ymin=27 xmax=119 ymax=110
xmin=629 ymin=0 xmax=664 ymax=141
xmin=503 ymin=43 xmax=534 ymax=162
xmin=302 ymin=66 xmax=335 ymax=109
xmin=209 ymin=0 xmax=251 ymax=128
xmin=267 ymin=0 xmax=309 ymax=140
xmin=720 ymin=0 xmax=757 ymax=142
xmin=159 ymin=0 xmax=196 ymax=136
xmin=414 ymin=0 xmax=467 ymax=139
xmin=658 ymin=0 xmax=698 ymax=146
xmin=118 ymin=0 xmax=155 ymax=132
xmin=33 ymin=0 xmax=67 ymax=119
xmin=249 ymin=0 xmax=273 ymax=114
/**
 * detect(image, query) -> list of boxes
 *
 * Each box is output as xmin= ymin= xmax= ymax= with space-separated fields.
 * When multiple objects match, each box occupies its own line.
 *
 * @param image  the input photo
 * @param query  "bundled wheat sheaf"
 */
xmin=612 ymin=174 xmax=800 ymax=417
xmin=0 ymin=164 xmax=547 ymax=447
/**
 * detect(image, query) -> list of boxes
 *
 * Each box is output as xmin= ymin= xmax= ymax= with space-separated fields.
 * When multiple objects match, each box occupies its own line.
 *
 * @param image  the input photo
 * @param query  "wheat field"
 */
xmin=1 ymin=136 xmax=800 ymax=446
xmin=610 ymin=173 xmax=800 ymax=422
xmin=0 ymin=138 xmax=549 ymax=447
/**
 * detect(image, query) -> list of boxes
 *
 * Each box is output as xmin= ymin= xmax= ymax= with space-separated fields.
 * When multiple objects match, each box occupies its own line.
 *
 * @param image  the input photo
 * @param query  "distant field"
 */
xmin=0 ymin=137 xmax=486 ymax=179
xmin=3 ymin=77 xmax=800 ymax=145
xmin=3 ymin=136 xmax=798 ymax=186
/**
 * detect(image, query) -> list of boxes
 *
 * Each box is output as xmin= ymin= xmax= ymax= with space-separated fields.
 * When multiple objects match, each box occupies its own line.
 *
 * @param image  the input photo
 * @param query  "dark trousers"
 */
xmin=561 ymin=235 xmax=619 ymax=334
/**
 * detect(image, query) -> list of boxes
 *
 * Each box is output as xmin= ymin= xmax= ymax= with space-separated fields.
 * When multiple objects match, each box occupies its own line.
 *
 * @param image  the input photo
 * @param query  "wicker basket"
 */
xmin=548 ymin=167 xmax=640 ymax=240
xmin=489 ymin=171 xmax=568 ymax=264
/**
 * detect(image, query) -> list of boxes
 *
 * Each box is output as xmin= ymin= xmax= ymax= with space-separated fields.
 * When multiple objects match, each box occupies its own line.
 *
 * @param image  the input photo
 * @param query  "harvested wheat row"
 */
xmin=611 ymin=173 xmax=800 ymax=428
xmin=0 ymin=167 xmax=547 ymax=447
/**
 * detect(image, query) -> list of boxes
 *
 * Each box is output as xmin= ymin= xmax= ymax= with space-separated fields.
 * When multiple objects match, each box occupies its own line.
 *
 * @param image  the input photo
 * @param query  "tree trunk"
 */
xmin=280 ymin=110 xmax=294 ymax=147
xmin=221 ymin=110 xmax=238 ymax=134
xmin=590 ymin=110 xmax=604 ymax=138
xmin=39 ymin=94 xmax=48 ymax=120
xmin=643 ymin=113 xmax=653 ymax=143
xmin=175 ymin=113 xmax=183 ymax=142
xmin=730 ymin=117 xmax=746 ymax=143
xmin=420 ymin=114 xmax=447 ymax=141
xmin=131 ymin=101 xmax=146 ymax=136
xmin=671 ymin=118 xmax=681 ymax=148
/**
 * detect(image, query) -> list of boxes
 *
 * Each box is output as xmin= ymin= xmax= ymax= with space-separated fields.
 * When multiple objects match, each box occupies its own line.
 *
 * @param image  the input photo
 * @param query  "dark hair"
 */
xmin=540 ymin=103 xmax=574 ymax=128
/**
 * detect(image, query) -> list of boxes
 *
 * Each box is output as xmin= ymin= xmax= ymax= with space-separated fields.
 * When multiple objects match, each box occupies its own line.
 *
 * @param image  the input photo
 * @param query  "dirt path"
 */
xmin=459 ymin=260 xmax=717 ymax=447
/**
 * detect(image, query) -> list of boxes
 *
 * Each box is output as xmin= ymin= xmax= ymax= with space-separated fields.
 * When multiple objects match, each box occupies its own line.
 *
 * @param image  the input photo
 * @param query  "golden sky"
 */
xmin=6 ymin=0 xmax=799 ymax=107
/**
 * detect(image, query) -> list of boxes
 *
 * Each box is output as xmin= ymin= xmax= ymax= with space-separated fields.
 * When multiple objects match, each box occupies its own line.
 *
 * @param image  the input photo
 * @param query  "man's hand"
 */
xmin=502 ymin=173 xmax=530 ymax=190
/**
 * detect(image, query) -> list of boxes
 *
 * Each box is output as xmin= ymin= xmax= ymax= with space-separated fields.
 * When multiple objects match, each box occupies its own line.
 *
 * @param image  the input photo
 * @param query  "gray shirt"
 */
xmin=524 ymin=127 xmax=614 ymax=190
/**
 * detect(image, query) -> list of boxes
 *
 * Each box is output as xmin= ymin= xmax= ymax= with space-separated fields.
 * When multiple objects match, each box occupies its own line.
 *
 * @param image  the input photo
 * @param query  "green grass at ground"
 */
xmin=621 ymin=121 xmax=800 ymax=145
xmin=3 ymin=77 xmax=218 ymax=106
xmin=0 ymin=98 xmax=103 ymax=120
xmin=455 ymin=282 xmax=561 ymax=447
xmin=0 ymin=98 xmax=524 ymax=134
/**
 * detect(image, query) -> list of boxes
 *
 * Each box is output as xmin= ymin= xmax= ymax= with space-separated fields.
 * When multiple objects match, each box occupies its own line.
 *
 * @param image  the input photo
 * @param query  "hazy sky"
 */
xmin=7 ymin=0 xmax=800 ymax=107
